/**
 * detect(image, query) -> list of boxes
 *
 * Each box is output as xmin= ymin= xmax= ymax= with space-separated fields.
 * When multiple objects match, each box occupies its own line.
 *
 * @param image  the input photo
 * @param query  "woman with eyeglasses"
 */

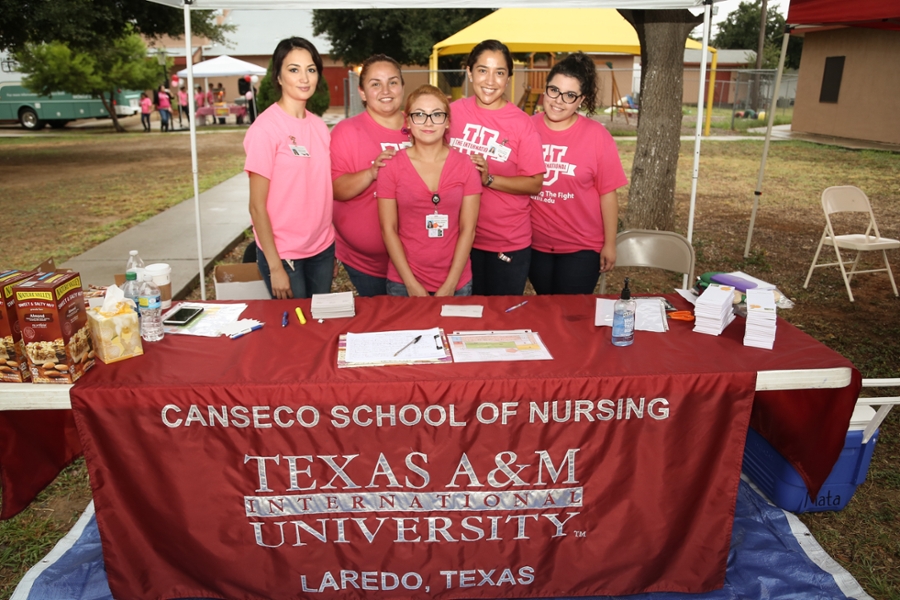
xmin=331 ymin=55 xmax=408 ymax=297
xmin=448 ymin=39 xmax=544 ymax=296
xmin=244 ymin=37 xmax=335 ymax=299
xmin=529 ymin=52 xmax=628 ymax=295
xmin=377 ymin=85 xmax=481 ymax=297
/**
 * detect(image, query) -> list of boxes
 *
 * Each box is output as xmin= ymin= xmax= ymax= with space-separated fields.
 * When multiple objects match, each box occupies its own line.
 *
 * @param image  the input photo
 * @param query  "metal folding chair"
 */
xmin=804 ymin=186 xmax=899 ymax=302
xmin=599 ymin=229 xmax=695 ymax=294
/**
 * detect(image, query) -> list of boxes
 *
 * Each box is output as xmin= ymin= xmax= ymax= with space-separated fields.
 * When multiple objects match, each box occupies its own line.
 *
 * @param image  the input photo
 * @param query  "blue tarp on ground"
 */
xmin=13 ymin=479 xmax=871 ymax=600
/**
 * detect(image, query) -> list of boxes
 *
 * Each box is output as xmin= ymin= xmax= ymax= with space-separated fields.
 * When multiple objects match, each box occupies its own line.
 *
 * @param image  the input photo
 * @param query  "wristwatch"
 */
xmin=485 ymin=174 xmax=494 ymax=188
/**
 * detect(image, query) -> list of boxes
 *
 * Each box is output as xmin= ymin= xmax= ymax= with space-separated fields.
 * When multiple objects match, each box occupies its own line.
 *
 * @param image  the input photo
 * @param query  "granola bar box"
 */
xmin=13 ymin=272 xmax=94 ymax=384
xmin=0 ymin=270 xmax=36 ymax=382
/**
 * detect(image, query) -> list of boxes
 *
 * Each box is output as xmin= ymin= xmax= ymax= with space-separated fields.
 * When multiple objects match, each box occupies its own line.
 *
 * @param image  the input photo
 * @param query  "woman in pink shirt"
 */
xmin=178 ymin=86 xmax=189 ymax=124
xmin=243 ymin=37 xmax=335 ymax=299
xmin=140 ymin=92 xmax=152 ymax=132
xmin=331 ymin=55 xmax=407 ymax=297
xmin=529 ymin=52 xmax=628 ymax=295
xmin=448 ymin=39 xmax=544 ymax=296
xmin=156 ymin=85 xmax=172 ymax=132
xmin=377 ymin=85 xmax=481 ymax=296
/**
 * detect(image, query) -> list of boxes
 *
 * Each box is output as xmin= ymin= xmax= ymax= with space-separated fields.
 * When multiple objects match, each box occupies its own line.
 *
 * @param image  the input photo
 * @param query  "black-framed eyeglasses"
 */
xmin=409 ymin=111 xmax=448 ymax=125
xmin=545 ymin=85 xmax=582 ymax=104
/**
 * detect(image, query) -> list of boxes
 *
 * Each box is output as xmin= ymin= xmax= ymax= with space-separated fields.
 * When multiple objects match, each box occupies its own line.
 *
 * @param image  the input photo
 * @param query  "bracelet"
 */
xmin=485 ymin=174 xmax=494 ymax=188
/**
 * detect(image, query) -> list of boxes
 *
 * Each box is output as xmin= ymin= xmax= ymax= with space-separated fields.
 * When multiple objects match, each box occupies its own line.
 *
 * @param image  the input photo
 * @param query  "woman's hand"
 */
xmin=470 ymin=154 xmax=491 ymax=185
xmin=435 ymin=281 xmax=457 ymax=297
xmin=369 ymin=148 xmax=397 ymax=181
xmin=269 ymin=266 xmax=293 ymax=299
xmin=600 ymin=245 xmax=616 ymax=273
xmin=406 ymin=280 xmax=429 ymax=297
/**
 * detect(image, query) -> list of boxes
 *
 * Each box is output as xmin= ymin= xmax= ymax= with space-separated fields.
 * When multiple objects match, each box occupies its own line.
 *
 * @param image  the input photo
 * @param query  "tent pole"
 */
xmin=703 ymin=49 xmax=717 ymax=136
xmin=429 ymin=49 xmax=438 ymax=87
xmin=684 ymin=0 xmax=712 ymax=288
xmin=183 ymin=1 xmax=206 ymax=300
xmin=744 ymin=29 xmax=790 ymax=258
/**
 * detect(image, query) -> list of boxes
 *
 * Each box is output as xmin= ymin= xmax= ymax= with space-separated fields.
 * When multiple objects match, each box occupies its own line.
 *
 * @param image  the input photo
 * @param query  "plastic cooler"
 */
xmin=742 ymin=404 xmax=879 ymax=513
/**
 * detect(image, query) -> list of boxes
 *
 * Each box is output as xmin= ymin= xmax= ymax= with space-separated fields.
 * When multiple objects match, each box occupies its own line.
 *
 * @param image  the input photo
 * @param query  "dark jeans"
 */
xmin=141 ymin=113 xmax=151 ymax=131
xmin=386 ymin=280 xmax=473 ymax=297
xmin=343 ymin=263 xmax=387 ymax=297
xmin=470 ymin=247 xmax=531 ymax=296
xmin=256 ymin=243 xmax=334 ymax=299
xmin=529 ymin=249 xmax=602 ymax=295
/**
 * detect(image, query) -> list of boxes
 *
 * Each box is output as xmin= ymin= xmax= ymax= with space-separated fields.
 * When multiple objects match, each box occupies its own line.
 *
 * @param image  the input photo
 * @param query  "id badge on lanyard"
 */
xmin=425 ymin=193 xmax=448 ymax=238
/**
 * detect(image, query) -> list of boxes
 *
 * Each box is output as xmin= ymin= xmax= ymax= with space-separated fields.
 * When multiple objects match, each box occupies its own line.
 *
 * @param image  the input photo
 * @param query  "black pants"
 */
xmin=470 ymin=247 xmax=531 ymax=296
xmin=529 ymin=249 xmax=601 ymax=295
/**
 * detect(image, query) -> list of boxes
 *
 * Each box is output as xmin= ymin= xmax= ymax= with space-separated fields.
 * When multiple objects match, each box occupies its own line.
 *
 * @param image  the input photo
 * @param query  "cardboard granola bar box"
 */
xmin=0 ymin=270 xmax=36 ymax=382
xmin=13 ymin=272 xmax=95 ymax=384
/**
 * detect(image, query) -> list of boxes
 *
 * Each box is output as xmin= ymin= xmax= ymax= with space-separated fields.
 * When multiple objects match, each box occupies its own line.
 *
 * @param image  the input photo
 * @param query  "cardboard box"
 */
xmin=214 ymin=263 xmax=270 ymax=300
xmin=13 ymin=272 xmax=95 ymax=384
xmin=0 ymin=270 xmax=37 ymax=382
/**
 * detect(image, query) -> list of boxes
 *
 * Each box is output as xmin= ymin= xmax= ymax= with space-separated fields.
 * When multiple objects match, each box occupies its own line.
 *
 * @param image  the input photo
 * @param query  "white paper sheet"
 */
xmin=441 ymin=305 xmax=484 ymax=318
xmin=345 ymin=328 xmax=446 ymax=363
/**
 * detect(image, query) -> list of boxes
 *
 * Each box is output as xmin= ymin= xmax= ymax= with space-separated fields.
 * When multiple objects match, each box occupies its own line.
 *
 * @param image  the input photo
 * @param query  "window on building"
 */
xmin=819 ymin=56 xmax=845 ymax=103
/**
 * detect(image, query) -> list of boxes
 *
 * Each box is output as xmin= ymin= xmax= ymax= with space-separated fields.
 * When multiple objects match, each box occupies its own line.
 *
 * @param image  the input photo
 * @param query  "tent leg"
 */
xmin=684 ymin=0 xmax=712 ymax=288
xmin=183 ymin=3 xmax=206 ymax=300
xmin=744 ymin=30 xmax=790 ymax=258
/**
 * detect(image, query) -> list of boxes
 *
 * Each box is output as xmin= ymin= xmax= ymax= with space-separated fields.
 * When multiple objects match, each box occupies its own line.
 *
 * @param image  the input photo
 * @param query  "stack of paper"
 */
xmin=311 ymin=291 xmax=355 ymax=319
xmin=693 ymin=285 xmax=736 ymax=336
xmin=744 ymin=288 xmax=777 ymax=349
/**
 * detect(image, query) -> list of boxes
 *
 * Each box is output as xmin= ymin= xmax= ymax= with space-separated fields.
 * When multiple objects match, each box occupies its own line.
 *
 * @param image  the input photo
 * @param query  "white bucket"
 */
xmin=145 ymin=263 xmax=172 ymax=309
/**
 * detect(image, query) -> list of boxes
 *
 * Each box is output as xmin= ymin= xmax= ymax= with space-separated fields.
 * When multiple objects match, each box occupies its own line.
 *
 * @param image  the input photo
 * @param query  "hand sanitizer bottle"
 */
xmin=612 ymin=277 xmax=636 ymax=347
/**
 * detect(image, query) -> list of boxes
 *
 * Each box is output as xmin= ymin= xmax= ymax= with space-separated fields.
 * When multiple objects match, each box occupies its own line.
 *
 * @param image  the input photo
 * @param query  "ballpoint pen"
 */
xmin=230 ymin=324 xmax=264 ymax=339
xmin=505 ymin=300 xmax=528 ymax=313
xmin=282 ymin=311 xmax=289 ymax=327
xmin=295 ymin=306 xmax=307 ymax=325
xmin=393 ymin=335 xmax=422 ymax=357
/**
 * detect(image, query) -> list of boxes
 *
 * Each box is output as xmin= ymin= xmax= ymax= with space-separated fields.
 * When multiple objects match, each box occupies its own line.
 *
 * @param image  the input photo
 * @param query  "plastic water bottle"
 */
xmin=612 ymin=277 xmax=636 ymax=347
xmin=139 ymin=274 xmax=164 ymax=342
xmin=126 ymin=250 xmax=145 ymax=281
xmin=121 ymin=271 xmax=141 ymax=322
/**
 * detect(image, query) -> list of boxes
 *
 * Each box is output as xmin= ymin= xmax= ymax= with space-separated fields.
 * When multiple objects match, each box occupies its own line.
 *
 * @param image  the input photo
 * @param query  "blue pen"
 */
xmin=230 ymin=324 xmax=264 ymax=339
xmin=282 ymin=311 xmax=289 ymax=327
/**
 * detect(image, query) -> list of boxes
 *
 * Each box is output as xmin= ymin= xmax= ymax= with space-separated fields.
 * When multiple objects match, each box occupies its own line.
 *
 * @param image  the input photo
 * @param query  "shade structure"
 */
xmin=148 ymin=0 xmax=713 ymax=8
xmin=176 ymin=54 xmax=266 ymax=78
xmin=432 ymin=7 xmax=705 ymax=57
xmin=744 ymin=0 xmax=900 ymax=257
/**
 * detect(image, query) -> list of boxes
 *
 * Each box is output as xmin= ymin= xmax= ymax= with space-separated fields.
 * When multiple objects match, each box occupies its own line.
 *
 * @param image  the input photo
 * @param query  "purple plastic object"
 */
xmin=711 ymin=273 xmax=757 ymax=292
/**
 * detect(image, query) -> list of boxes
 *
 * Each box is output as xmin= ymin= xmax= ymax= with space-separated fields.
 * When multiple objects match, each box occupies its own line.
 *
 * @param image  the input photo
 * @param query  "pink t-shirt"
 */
xmin=195 ymin=92 xmax=205 ymax=108
xmin=330 ymin=111 xmax=411 ymax=278
xmin=243 ymin=103 xmax=334 ymax=259
xmin=530 ymin=115 xmax=628 ymax=254
xmin=448 ymin=96 xmax=544 ymax=252
xmin=377 ymin=148 xmax=482 ymax=292
xmin=178 ymin=90 xmax=188 ymax=106
xmin=157 ymin=92 xmax=171 ymax=110
xmin=140 ymin=97 xmax=152 ymax=115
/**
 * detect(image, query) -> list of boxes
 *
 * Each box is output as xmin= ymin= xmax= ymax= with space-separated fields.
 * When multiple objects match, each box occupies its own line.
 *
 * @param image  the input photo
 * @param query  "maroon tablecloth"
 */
xmin=62 ymin=294 xmax=858 ymax=599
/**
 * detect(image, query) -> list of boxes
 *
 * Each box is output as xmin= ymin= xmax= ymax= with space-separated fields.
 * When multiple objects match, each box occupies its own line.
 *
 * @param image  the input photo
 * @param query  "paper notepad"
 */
xmin=339 ymin=328 xmax=451 ymax=367
xmin=441 ymin=305 xmax=484 ymax=318
xmin=311 ymin=292 xmax=355 ymax=319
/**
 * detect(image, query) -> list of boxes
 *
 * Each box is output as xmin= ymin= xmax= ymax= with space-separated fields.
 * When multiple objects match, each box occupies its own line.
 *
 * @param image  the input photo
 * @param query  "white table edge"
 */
xmin=0 ymin=367 xmax=855 ymax=411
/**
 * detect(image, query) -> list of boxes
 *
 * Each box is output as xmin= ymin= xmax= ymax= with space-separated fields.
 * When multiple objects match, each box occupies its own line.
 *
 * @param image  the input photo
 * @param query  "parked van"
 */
xmin=0 ymin=52 xmax=141 ymax=130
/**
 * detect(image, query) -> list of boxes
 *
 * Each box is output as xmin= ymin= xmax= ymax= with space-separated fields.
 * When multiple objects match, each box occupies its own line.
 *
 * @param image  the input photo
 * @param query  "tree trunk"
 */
xmin=618 ymin=9 xmax=702 ymax=231
xmin=99 ymin=90 xmax=125 ymax=133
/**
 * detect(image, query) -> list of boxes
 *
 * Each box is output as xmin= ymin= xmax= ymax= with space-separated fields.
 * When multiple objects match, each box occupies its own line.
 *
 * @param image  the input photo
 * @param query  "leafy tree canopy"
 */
xmin=14 ymin=32 xmax=161 ymax=131
xmin=712 ymin=1 xmax=802 ymax=69
xmin=0 ymin=0 xmax=228 ymax=52
xmin=312 ymin=9 xmax=492 ymax=67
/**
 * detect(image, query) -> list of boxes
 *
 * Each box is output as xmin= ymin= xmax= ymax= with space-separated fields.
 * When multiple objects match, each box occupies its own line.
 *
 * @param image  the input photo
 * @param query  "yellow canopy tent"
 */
xmin=430 ymin=8 xmax=717 ymax=131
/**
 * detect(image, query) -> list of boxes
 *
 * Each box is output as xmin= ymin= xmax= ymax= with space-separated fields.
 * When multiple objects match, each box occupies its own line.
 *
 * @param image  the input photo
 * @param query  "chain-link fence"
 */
xmin=343 ymin=66 xmax=796 ymax=129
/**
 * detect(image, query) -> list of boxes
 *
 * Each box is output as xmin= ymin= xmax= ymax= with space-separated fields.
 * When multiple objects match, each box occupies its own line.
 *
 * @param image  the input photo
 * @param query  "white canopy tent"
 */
xmin=147 ymin=0 xmax=720 ymax=298
xmin=175 ymin=54 xmax=267 ymax=78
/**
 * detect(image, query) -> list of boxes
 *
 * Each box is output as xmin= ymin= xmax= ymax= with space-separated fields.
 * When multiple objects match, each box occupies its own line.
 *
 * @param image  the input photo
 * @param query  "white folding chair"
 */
xmin=804 ymin=186 xmax=899 ymax=302
xmin=857 ymin=378 xmax=900 ymax=445
xmin=599 ymin=230 xmax=695 ymax=294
